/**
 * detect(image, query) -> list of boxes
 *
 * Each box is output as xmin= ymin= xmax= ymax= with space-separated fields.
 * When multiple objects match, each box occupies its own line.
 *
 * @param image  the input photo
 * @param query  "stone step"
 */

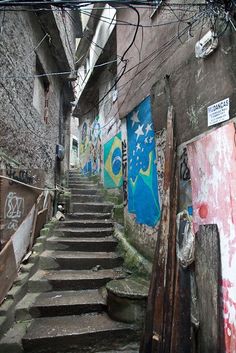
xmin=59 ymin=219 xmax=114 ymax=229
xmin=54 ymin=227 xmax=114 ymax=238
xmin=15 ymin=290 xmax=106 ymax=321
xmin=70 ymin=188 xmax=101 ymax=195
xmin=71 ymin=194 xmax=103 ymax=202
xmin=28 ymin=269 xmax=124 ymax=292
xmin=46 ymin=236 xmax=117 ymax=252
xmin=68 ymin=178 xmax=96 ymax=183
xmin=69 ymin=183 xmax=97 ymax=189
xmin=39 ymin=250 xmax=123 ymax=270
xmin=66 ymin=212 xmax=112 ymax=220
xmin=72 ymin=202 xmax=113 ymax=213
xmin=22 ymin=313 xmax=136 ymax=353
xmin=68 ymin=177 xmax=95 ymax=182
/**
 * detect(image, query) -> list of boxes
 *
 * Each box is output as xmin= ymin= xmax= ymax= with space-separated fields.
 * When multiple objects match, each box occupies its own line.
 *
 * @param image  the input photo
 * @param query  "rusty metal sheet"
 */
xmin=0 ymin=239 xmax=17 ymax=304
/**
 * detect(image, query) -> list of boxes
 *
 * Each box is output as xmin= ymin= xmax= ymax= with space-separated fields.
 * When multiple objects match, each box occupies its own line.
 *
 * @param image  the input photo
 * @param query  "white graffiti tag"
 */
xmin=4 ymin=192 xmax=24 ymax=230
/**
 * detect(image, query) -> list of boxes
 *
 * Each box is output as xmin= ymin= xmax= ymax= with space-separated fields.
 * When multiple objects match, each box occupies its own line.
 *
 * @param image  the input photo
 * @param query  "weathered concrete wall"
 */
xmin=0 ymin=10 xmax=73 ymax=186
xmin=117 ymin=8 xmax=236 ymax=141
xmin=116 ymin=6 xmax=236 ymax=262
xmin=53 ymin=9 xmax=76 ymax=71
xmin=151 ymin=27 xmax=236 ymax=144
xmin=75 ymin=52 xmax=120 ymax=180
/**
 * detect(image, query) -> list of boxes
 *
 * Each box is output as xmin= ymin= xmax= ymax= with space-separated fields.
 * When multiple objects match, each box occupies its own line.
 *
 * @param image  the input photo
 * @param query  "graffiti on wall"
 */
xmin=155 ymin=129 xmax=166 ymax=206
xmin=104 ymin=132 xmax=123 ymax=189
xmin=4 ymin=192 xmax=24 ymax=231
xmin=187 ymin=122 xmax=236 ymax=353
xmin=5 ymin=164 xmax=34 ymax=185
xmin=80 ymin=121 xmax=91 ymax=174
xmin=178 ymin=146 xmax=192 ymax=214
xmin=122 ymin=139 xmax=128 ymax=206
xmin=91 ymin=117 xmax=102 ymax=174
xmin=80 ymin=117 xmax=102 ymax=175
xmin=180 ymin=147 xmax=191 ymax=181
xmin=126 ymin=96 xmax=160 ymax=227
xmin=0 ymin=170 xmax=44 ymax=248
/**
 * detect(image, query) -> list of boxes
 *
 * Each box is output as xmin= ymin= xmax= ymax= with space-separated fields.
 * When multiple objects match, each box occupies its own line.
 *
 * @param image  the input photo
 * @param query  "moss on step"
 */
xmin=113 ymin=205 xmax=124 ymax=225
xmin=114 ymin=224 xmax=152 ymax=279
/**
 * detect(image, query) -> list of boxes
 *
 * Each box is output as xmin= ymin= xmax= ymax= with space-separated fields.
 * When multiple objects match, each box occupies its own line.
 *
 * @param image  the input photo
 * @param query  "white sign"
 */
xmin=207 ymin=98 xmax=230 ymax=127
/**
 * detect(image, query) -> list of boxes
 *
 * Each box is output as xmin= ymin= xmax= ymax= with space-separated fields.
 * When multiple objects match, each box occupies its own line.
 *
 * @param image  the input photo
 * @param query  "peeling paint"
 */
xmin=187 ymin=122 xmax=236 ymax=353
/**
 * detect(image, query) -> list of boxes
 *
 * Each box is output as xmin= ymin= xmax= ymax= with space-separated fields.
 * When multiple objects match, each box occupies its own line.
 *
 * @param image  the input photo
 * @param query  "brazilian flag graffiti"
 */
xmin=104 ymin=132 xmax=123 ymax=189
xmin=126 ymin=96 xmax=160 ymax=227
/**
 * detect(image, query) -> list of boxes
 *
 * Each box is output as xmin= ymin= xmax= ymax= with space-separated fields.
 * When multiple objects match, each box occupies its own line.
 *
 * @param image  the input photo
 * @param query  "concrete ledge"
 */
xmin=0 ymin=218 xmax=58 ymax=339
xmin=114 ymin=224 xmax=152 ymax=277
xmin=106 ymin=277 xmax=149 ymax=326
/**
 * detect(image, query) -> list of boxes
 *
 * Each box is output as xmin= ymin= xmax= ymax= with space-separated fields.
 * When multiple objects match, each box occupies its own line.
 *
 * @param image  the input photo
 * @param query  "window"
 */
xmin=33 ymin=56 xmax=50 ymax=123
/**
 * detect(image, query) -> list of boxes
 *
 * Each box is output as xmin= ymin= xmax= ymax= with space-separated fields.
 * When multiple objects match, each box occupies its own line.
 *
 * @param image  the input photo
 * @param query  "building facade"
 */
xmin=0 ymin=6 xmax=80 ymax=304
xmin=73 ymin=2 xmax=236 ymax=351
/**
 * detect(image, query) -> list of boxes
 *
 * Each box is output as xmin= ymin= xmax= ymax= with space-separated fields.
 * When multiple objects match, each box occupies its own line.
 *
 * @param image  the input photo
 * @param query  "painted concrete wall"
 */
xmin=187 ymin=123 xmax=236 ymax=353
xmin=70 ymin=117 xmax=79 ymax=168
xmin=123 ymin=113 xmax=165 ymax=261
xmin=74 ymin=5 xmax=236 ymax=349
xmin=75 ymin=60 xmax=120 ymax=179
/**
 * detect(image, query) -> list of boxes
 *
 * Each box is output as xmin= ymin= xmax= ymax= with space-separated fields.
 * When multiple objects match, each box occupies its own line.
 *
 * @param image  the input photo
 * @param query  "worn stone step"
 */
xmin=69 ymin=176 xmax=95 ymax=179
xmin=54 ymin=227 xmax=114 ymax=238
xmin=22 ymin=312 xmax=136 ymax=353
xmin=29 ymin=269 xmax=124 ymax=292
xmin=39 ymin=250 xmax=123 ymax=270
xmin=69 ymin=183 xmax=97 ymax=189
xmin=46 ymin=236 xmax=117 ymax=252
xmin=66 ymin=212 xmax=112 ymax=220
xmin=68 ymin=178 xmax=96 ymax=183
xmin=72 ymin=202 xmax=113 ymax=213
xmin=71 ymin=194 xmax=104 ymax=202
xmin=70 ymin=188 xmax=101 ymax=195
xmin=59 ymin=219 xmax=114 ymax=229
xmin=15 ymin=290 xmax=106 ymax=321
xmin=68 ymin=177 xmax=95 ymax=182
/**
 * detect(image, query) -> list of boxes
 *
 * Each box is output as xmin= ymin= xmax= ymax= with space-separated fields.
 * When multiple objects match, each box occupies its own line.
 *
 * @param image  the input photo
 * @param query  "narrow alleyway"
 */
xmin=0 ymin=171 xmax=139 ymax=353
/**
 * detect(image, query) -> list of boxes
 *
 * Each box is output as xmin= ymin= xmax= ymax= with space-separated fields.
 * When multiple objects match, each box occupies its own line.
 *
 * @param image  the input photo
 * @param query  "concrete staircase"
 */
xmin=0 ymin=171 xmax=139 ymax=353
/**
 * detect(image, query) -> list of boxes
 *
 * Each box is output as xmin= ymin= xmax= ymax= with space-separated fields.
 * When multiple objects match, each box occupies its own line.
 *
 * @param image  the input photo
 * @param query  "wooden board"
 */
xmin=0 ymin=239 xmax=17 ymax=304
xmin=195 ymin=224 xmax=224 ymax=353
xmin=170 ymin=219 xmax=192 ymax=353
xmin=140 ymin=106 xmax=177 ymax=353
xmin=34 ymin=208 xmax=48 ymax=240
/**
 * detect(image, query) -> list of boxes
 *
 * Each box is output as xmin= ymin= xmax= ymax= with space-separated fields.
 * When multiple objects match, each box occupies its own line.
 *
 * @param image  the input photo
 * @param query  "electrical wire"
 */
xmin=2 ymin=32 xmax=50 ymax=81
xmin=0 ymin=1 xmax=208 ymax=7
xmin=0 ymin=18 xmax=62 ymax=141
xmin=74 ymin=8 xmax=204 ymax=101
xmin=0 ymin=175 xmax=67 ymax=192
xmin=0 ymin=59 xmax=120 ymax=80
xmin=75 ymin=16 xmax=201 ymax=135
xmin=66 ymin=4 xmax=140 ymax=119
xmin=73 ymin=9 xmax=206 ymax=125
xmin=79 ymin=7 xmax=197 ymax=28
xmin=74 ymin=0 xmax=229 ymax=137
xmin=0 ymin=4 xmax=209 ymax=12
xmin=61 ymin=9 xmax=76 ymax=61
xmin=0 ymin=81 xmax=61 ymax=144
